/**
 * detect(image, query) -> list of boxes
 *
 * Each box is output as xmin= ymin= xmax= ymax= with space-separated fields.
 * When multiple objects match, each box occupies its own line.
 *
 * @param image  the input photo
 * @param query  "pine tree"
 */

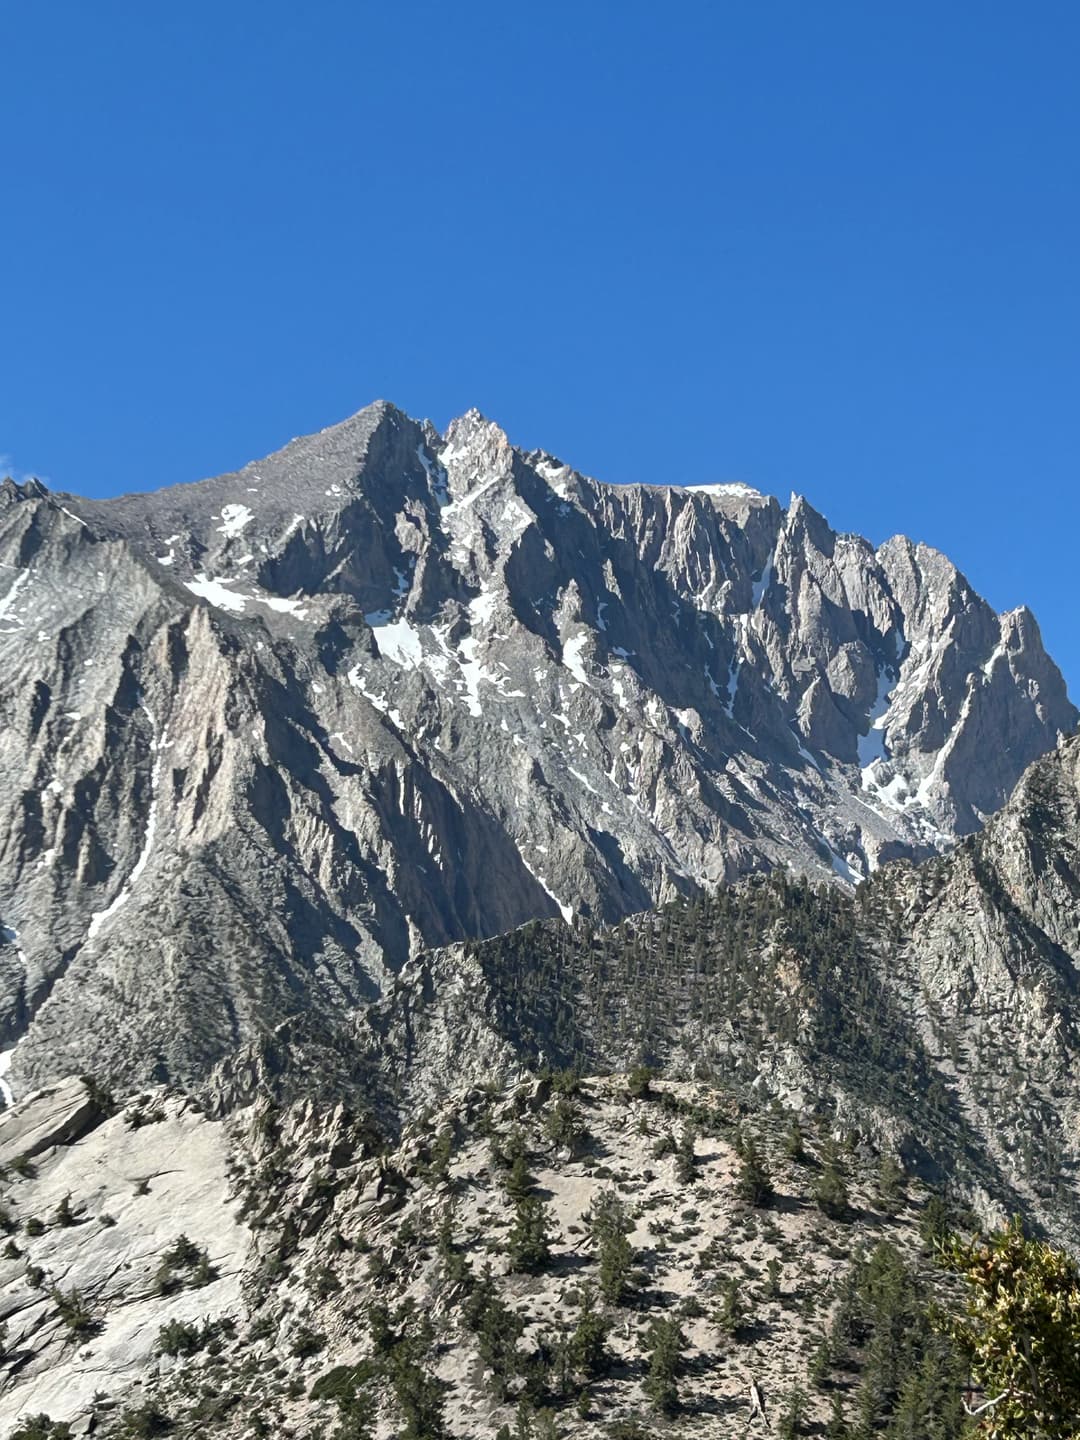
xmin=825 ymin=1393 xmax=849 ymax=1439
xmin=714 ymin=1275 xmax=744 ymax=1340
xmin=589 ymin=1190 xmax=635 ymax=1305
xmin=426 ymin=1125 xmax=454 ymax=1185
xmin=436 ymin=1205 xmax=471 ymax=1292
xmin=735 ymin=1135 xmax=774 ymax=1207
xmin=544 ymin=1094 xmax=585 ymax=1156
xmin=508 ymin=1194 xmax=551 ymax=1274
xmin=919 ymin=1191 xmax=951 ymax=1250
xmin=809 ymin=1335 xmax=832 ymax=1388
xmin=675 ymin=1122 xmax=697 ymax=1185
xmin=876 ymin=1155 xmax=906 ymax=1216
xmin=764 ymin=1256 xmax=782 ymax=1299
xmin=389 ymin=1353 xmax=447 ymax=1440
xmin=779 ymin=1387 xmax=807 ymax=1439
xmin=568 ymin=1287 xmax=610 ymax=1380
xmin=462 ymin=1265 xmax=525 ymax=1401
xmin=642 ymin=1316 xmax=686 ymax=1415
xmin=785 ymin=1118 xmax=807 ymax=1162
xmin=505 ymin=1151 xmax=532 ymax=1203
xmin=815 ymin=1141 xmax=849 ymax=1220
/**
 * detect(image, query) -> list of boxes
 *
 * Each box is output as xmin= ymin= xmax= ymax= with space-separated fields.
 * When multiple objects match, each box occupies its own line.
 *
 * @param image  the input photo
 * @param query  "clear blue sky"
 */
xmin=3 ymin=2 xmax=1078 ymax=692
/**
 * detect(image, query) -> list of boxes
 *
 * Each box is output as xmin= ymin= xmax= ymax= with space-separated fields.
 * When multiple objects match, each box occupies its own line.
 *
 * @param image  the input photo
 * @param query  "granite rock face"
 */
xmin=0 ymin=1080 xmax=248 ymax=1430
xmin=0 ymin=401 xmax=1072 ymax=1098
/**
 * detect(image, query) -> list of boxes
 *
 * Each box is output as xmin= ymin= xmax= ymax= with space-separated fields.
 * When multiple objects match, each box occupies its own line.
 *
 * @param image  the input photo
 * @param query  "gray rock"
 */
xmin=0 ymin=402 xmax=1072 ymax=1101
xmin=0 ymin=1077 xmax=103 ymax=1167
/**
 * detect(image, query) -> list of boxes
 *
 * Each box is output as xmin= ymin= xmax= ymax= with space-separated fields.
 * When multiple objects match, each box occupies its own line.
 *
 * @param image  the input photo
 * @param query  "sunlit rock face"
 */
xmin=0 ymin=401 xmax=1072 ymax=1096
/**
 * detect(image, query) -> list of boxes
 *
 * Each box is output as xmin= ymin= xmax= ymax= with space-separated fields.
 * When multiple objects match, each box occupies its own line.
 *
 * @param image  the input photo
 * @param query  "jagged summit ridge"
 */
xmin=0 ymin=400 xmax=1072 ymax=1099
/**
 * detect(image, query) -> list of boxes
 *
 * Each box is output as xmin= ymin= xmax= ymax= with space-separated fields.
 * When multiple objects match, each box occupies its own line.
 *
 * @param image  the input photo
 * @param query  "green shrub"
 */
xmin=118 ymin=1403 xmax=172 ymax=1438
xmin=290 ymin=1325 xmax=327 ymax=1359
xmin=11 ymin=1417 xmax=73 ymax=1440
xmin=156 ymin=1319 xmax=204 ymax=1357
xmin=51 ymin=1286 xmax=100 ymax=1339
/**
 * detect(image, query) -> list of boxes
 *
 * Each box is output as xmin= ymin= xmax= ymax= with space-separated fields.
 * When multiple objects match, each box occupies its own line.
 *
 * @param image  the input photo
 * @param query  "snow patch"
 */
xmin=259 ymin=595 xmax=309 ymax=618
xmin=454 ymin=639 xmax=486 ymax=716
xmin=752 ymin=553 xmax=774 ymax=609
xmin=344 ymin=667 xmax=405 ymax=728
xmin=417 ymin=444 xmax=449 ymax=506
xmin=567 ymin=766 xmax=599 ymax=796
xmin=562 ymin=633 xmax=591 ymax=686
xmin=0 ymin=569 xmax=29 ymax=626
xmin=829 ymin=849 xmax=857 ymax=884
xmin=443 ymin=475 xmax=501 ymax=515
xmin=685 ymin=482 xmax=762 ymax=498
xmin=982 ymin=641 xmax=1007 ymax=678
xmin=216 ymin=503 xmax=254 ymax=539
xmin=857 ymin=666 xmax=897 ymax=770
xmin=469 ymin=588 xmax=499 ymax=628
xmin=0 ymin=1046 xmax=15 ymax=1107
xmin=520 ymin=858 xmax=574 ymax=923
xmin=186 ymin=575 xmax=248 ymax=613
xmin=370 ymin=618 xmax=424 ymax=669
xmin=795 ymin=737 xmax=821 ymax=772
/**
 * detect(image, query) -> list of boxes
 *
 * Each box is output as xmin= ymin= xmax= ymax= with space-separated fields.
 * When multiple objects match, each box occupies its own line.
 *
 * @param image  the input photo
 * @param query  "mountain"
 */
xmin=6 ymin=731 xmax=1080 ymax=1435
xmin=0 ymin=401 xmax=1073 ymax=1101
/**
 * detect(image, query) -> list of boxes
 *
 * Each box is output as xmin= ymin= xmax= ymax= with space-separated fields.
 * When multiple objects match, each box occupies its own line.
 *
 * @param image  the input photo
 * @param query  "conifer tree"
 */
xmin=508 ymin=1194 xmax=552 ymax=1274
xmin=642 ymin=1316 xmax=686 ymax=1415
xmin=589 ymin=1189 xmax=635 ymax=1304
xmin=735 ymin=1134 xmax=774 ymax=1207
xmin=815 ymin=1140 xmax=849 ymax=1220
xmin=675 ymin=1122 xmax=697 ymax=1185
xmin=876 ymin=1154 xmax=906 ymax=1216
xmin=568 ymin=1286 xmax=610 ymax=1380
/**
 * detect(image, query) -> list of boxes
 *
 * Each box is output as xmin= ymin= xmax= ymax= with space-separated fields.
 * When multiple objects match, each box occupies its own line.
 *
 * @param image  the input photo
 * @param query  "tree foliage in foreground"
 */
xmin=938 ymin=1217 xmax=1080 ymax=1439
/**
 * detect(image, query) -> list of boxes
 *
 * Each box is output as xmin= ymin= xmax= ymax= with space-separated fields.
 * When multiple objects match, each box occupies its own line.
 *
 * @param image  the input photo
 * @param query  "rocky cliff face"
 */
xmin=0 ymin=401 xmax=1073 ymax=1099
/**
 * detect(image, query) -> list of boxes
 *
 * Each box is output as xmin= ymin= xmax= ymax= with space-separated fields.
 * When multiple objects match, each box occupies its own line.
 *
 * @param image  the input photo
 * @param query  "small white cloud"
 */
xmin=0 ymin=452 xmax=49 ymax=487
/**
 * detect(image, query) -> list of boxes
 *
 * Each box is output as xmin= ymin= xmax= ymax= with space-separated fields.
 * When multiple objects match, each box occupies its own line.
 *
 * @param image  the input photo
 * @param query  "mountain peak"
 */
xmin=0 ymin=398 xmax=1073 ymax=1109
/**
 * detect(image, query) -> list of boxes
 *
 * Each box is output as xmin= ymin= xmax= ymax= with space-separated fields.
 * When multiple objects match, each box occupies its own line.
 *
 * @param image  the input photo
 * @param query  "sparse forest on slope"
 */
xmin=0 ymin=1069 xmax=991 ymax=1437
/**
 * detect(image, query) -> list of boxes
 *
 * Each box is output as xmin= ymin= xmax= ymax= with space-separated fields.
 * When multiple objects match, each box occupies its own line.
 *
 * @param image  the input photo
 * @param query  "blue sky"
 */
xmin=3 ymin=2 xmax=1078 ymax=691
